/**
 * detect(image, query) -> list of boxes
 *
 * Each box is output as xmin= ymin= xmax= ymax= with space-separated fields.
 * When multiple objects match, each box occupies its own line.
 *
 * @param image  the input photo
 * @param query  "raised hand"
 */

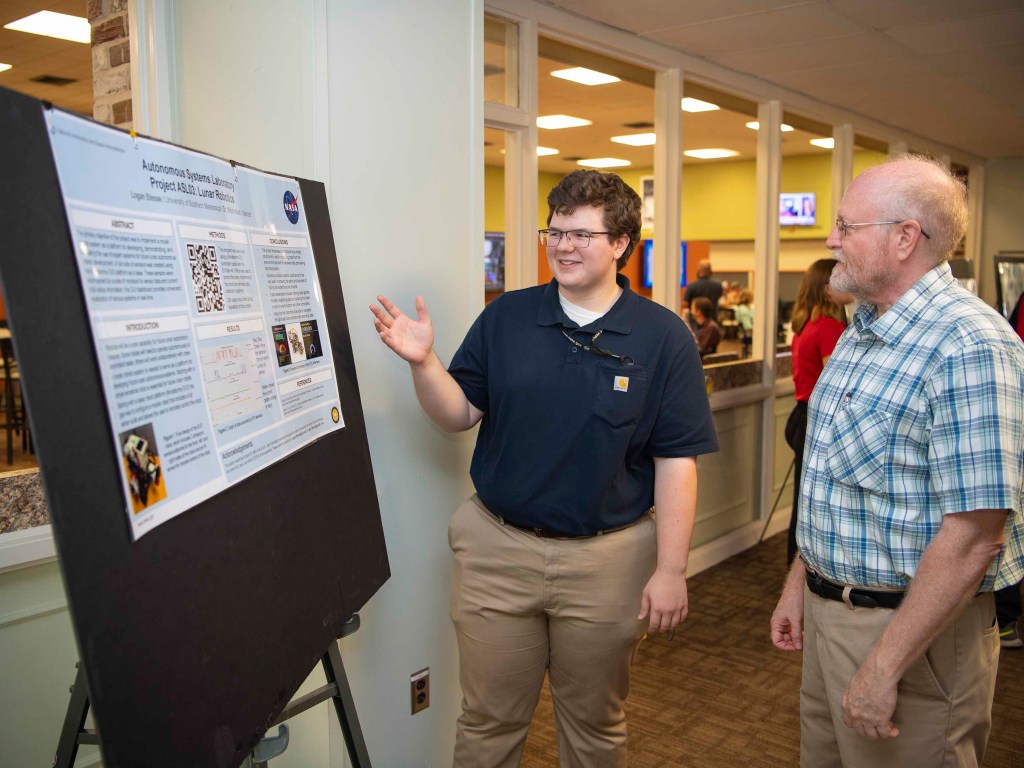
xmin=370 ymin=295 xmax=435 ymax=365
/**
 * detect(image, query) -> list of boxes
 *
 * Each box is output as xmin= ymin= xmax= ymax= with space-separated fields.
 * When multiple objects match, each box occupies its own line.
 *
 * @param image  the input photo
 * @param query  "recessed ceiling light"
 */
xmin=551 ymin=67 xmax=620 ymax=86
xmin=577 ymin=158 xmax=631 ymax=168
xmin=537 ymin=114 xmax=593 ymax=130
xmin=0 ymin=63 xmax=11 ymax=74
xmin=681 ymin=97 xmax=719 ymax=113
xmin=611 ymin=133 xmax=656 ymax=146
xmin=810 ymin=138 xmax=835 ymax=149
xmin=4 ymin=11 xmax=90 ymax=44
xmin=537 ymin=146 xmax=559 ymax=156
xmin=745 ymin=121 xmax=795 ymax=132
xmin=683 ymin=149 xmax=740 ymax=160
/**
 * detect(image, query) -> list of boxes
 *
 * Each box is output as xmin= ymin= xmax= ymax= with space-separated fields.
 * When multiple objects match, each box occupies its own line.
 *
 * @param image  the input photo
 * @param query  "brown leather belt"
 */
xmin=472 ymin=495 xmax=651 ymax=540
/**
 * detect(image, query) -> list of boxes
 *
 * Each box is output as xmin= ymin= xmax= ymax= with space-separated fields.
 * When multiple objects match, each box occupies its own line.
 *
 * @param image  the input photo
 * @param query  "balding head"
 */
xmin=697 ymin=260 xmax=712 ymax=279
xmin=850 ymin=156 xmax=967 ymax=264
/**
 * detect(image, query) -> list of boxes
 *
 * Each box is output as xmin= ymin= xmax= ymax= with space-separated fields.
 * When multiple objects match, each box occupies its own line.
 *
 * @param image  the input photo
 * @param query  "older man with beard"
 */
xmin=771 ymin=156 xmax=1024 ymax=768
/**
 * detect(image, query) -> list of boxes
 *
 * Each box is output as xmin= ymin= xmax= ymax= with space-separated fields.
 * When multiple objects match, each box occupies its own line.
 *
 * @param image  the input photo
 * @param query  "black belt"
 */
xmin=805 ymin=568 xmax=905 ymax=610
xmin=473 ymin=495 xmax=651 ymax=540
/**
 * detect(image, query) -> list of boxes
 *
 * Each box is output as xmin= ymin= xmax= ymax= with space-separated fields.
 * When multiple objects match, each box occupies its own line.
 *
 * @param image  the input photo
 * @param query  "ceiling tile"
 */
xmin=715 ymin=31 xmax=901 ymax=73
xmin=645 ymin=4 xmax=862 ymax=57
xmin=971 ymin=67 xmax=1024 ymax=108
xmin=545 ymin=0 xmax=814 ymax=35
xmin=824 ymin=0 xmax=1024 ymax=31
xmin=915 ymin=42 xmax=1024 ymax=76
xmin=882 ymin=8 xmax=1024 ymax=54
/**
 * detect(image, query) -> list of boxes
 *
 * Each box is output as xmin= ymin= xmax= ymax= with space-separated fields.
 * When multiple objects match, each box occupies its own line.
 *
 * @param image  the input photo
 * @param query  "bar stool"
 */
xmin=1 ymin=336 xmax=29 ymax=465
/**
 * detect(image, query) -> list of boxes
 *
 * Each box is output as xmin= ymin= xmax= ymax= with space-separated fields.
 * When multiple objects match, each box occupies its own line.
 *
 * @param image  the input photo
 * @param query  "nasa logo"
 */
xmin=283 ymin=191 xmax=300 ymax=224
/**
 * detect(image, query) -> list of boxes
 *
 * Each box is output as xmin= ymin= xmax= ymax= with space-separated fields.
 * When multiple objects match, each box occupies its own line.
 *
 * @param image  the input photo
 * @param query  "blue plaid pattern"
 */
xmin=798 ymin=262 xmax=1024 ymax=590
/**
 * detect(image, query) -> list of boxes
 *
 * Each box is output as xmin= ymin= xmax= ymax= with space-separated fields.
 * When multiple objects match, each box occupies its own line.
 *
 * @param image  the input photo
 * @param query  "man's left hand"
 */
xmin=639 ymin=568 xmax=688 ymax=634
xmin=841 ymin=662 xmax=900 ymax=740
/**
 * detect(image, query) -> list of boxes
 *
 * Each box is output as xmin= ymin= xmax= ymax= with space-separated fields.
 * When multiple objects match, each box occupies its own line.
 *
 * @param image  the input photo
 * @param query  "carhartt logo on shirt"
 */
xmin=614 ymin=376 xmax=629 ymax=392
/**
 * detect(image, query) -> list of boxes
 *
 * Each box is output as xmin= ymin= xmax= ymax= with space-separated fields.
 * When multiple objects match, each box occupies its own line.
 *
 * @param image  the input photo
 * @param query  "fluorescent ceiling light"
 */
xmin=537 ymin=146 xmax=559 ymax=156
xmin=745 ymin=121 xmax=795 ymax=132
xmin=611 ymin=133 xmax=656 ymax=146
xmin=681 ymin=97 xmax=719 ymax=113
xmin=810 ymin=138 xmax=835 ymax=149
xmin=577 ymin=158 xmax=631 ymax=168
xmin=551 ymin=67 xmax=620 ymax=86
xmin=4 ymin=11 xmax=90 ymax=43
xmin=537 ymin=114 xmax=593 ymax=130
xmin=0 ymin=63 xmax=11 ymax=73
xmin=683 ymin=148 xmax=740 ymax=160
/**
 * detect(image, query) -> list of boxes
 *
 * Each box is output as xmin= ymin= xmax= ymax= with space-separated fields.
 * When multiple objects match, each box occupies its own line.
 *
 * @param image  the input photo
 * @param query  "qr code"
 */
xmin=187 ymin=243 xmax=225 ymax=313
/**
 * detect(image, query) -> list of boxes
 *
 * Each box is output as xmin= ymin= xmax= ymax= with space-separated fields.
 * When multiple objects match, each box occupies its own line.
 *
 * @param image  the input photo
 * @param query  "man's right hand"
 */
xmin=371 ymin=295 xmax=434 ymax=365
xmin=771 ymin=558 xmax=806 ymax=651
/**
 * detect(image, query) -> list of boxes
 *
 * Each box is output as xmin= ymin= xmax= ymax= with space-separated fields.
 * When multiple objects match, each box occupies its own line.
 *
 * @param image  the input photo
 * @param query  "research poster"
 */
xmin=46 ymin=109 xmax=344 ymax=539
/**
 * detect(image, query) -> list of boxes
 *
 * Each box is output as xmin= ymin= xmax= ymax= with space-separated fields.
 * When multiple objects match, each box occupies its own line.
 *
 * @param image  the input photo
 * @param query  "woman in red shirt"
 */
xmin=784 ymin=258 xmax=853 ymax=564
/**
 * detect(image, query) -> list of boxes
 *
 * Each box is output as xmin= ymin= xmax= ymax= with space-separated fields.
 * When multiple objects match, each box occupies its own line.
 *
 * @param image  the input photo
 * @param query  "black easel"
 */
xmin=53 ymin=615 xmax=372 ymax=768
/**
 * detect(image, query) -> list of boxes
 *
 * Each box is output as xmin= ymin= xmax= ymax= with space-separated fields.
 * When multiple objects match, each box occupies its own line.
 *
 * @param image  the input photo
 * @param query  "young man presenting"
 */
xmin=372 ymin=170 xmax=717 ymax=767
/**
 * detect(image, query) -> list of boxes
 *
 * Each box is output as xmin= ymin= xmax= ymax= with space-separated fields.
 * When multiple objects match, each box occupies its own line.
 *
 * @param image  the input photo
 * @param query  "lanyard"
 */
xmin=561 ymin=329 xmax=634 ymax=366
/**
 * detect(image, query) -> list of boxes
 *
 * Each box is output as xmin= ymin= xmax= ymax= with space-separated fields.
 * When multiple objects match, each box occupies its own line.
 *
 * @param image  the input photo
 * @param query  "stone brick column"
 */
xmin=89 ymin=0 xmax=132 ymax=129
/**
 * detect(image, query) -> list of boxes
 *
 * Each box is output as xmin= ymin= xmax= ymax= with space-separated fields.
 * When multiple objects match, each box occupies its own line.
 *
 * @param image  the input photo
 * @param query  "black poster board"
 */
xmin=0 ymin=86 xmax=390 ymax=768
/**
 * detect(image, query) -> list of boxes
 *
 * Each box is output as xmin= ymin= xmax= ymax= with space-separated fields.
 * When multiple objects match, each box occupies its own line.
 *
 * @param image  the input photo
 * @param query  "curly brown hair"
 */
xmin=546 ymin=170 xmax=642 ymax=270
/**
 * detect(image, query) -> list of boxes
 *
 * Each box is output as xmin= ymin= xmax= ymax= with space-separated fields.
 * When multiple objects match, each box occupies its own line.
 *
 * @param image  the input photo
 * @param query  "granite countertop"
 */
xmin=0 ymin=468 xmax=47 ymax=534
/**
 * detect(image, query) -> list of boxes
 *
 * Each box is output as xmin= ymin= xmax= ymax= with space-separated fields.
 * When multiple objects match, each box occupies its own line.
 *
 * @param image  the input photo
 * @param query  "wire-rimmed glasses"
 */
xmin=834 ymin=218 xmax=931 ymax=240
xmin=538 ymin=229 xmax=611 ymax=248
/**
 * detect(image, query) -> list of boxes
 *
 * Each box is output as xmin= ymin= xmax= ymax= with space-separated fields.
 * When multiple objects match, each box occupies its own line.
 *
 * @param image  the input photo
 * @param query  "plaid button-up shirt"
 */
xmin=797 ymin=262 xmax=1024 ymax=591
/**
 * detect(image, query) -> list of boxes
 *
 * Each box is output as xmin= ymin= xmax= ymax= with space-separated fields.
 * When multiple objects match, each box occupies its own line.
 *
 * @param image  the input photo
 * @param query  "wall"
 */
xmin=164 ymin=1 xmax=479 ymax=766
xmin=981 ymin=157 xmax=1024 ymax=306
xmin=89 ymin=0 xmax=133 ymax=127
xmin=0 ymin=561 xmax=101 ymax=767
xmin=324 ymin=3 xmax=478 ymax=763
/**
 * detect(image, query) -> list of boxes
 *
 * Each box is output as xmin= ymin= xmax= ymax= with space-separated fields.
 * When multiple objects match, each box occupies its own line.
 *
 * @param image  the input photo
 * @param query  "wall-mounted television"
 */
xmin=780 ymin=192 xmax=816 ymax=227
xmin=484 ymin=231 xmax=505 ymax=292
xmin=641 ymin=240 xmax=688 ymax=288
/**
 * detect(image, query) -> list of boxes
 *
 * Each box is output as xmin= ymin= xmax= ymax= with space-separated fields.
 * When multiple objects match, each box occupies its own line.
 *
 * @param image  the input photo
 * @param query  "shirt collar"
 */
xmin=852 ymin=261 xmax=955 ymax=345
xmin=537 ymin=273 xmax=638 ymax=333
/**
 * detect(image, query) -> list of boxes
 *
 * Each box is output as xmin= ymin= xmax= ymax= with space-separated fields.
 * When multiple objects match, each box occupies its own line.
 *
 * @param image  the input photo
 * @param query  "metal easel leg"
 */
xmin=758 ymin=457 xmax=795 ymax=545
xmin=53 ymin=663 xmax=91 ymax=768
xmin=322 ymin=640 xmax=372 ymax=768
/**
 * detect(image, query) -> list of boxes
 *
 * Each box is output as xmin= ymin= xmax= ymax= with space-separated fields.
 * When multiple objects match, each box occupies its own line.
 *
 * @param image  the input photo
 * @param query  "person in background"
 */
xmin=733 ymin=289 xmax=755 ymax=336
xmin=784 ymin=259 xmax=852 ymax=565
xmin=372 ymin=169 xmax=718 ymax=768
xmin=719 ymin=283 xmax=741 ymax=310
xmin=997 ymin=287 xmax=1024 ymax=649
xmin=688 ymin=297 xmax=720 ymax=358
xmin=770 ymin=156 xmax=1024 ymax=767
xmin=682 ymin=259 xmax=723 ymax=320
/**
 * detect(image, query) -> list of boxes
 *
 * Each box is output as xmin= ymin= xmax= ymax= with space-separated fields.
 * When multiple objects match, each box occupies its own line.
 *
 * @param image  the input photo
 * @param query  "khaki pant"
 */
xmin=801 ymin=586 xmax=1000 ymax=768
xmin=448 ymin=497 xmax=657 ymax=768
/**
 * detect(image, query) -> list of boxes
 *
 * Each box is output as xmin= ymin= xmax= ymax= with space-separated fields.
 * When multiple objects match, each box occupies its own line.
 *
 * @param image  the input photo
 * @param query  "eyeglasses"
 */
xmin=538 ymin=229 xmax=611 ymax=248
xmin=834 ymin=218 xmax=931 ymax=240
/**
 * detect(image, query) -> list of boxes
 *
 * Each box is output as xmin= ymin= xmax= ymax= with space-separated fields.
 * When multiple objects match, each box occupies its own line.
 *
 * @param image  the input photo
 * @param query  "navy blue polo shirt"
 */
xmin=448 ymin=274 xmax=718 ymax=535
